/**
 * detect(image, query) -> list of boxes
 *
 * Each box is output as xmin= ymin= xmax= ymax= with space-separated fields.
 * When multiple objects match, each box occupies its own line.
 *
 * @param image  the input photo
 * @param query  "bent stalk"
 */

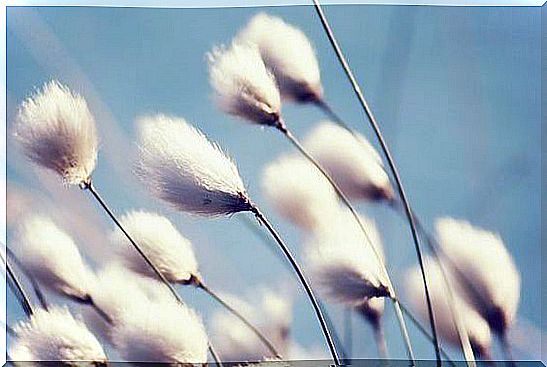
xmin=311 ymin=1 xmax=441 ymax=364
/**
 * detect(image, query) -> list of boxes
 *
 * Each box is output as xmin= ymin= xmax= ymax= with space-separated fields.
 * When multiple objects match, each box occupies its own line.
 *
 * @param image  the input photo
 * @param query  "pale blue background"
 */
xmin=5 ymin=3 xmax=544 ymax=362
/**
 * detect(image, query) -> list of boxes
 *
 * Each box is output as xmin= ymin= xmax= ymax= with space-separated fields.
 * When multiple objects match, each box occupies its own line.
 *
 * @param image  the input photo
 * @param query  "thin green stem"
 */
xmin=311 ymin=2 xmax=441 ymax=364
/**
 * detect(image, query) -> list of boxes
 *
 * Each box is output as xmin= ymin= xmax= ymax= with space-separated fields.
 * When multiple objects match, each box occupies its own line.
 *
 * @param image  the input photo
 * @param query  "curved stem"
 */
xmin=81 ymin=179 xmax=223 ymax=367
xmin=373 ymin=323 xmax=388 ymax=359
xmin=0 ymin=250 xmax=34 ymax=317
xmin=278 ymin=124 xmax=415 ymax=364
xmin=311 ymin=2 xmax=441 ymax=365
xmin=249 ymin=205 xmax=341 ymax=366
xmin=499 ymin=332 xmax=516 ymax=367
xmin=194 ymin=279 xmax=282 ymax=359
xmin=5 ymin=247 xmax=49 ymax=310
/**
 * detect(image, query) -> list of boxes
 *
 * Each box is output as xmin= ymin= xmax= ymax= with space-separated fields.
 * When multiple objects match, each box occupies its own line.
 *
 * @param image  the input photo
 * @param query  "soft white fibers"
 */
xmin=110 ymin=210 xmax=198 ymax=283
xmin=304 ymin=121 xmax=393 ymax=201
xmin=305 ymin=211 xmax=388 ymax=306
xmin=208 ymin=42 xmax=282 ymax=126
xmin=10 ymin=306 xmax=107 ymax=363
xmin=135 ymin=114 xmax=250 ymax=216
xmin=14 ymin=80 xmax=98 ymax=185
xmin=14 ymin=215 xmax=95 ymax=301
xmin=111 ymin=299 xmax=208 ymax=363
xmin=405 ymin=257 xmax=492 ymax=355
xmin=435 ymin=217 xmax=520 ymax=334
xmin=261 ymin=155 xmax=338 ymax=231
xmin=237 ymin=13 xmax=322 ymax=103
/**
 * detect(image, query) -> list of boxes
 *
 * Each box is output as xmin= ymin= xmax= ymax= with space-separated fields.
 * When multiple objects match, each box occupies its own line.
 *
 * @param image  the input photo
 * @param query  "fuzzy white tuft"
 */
xmin=304 ymin=121 xmax=393 ymax=201
xmin=14 ymin=215 xmax=95 ymax=301
xmin=237 ymin=13 xmax=322 ymax=103
xmin=435 ymin=218 xmax=520 ymax=334
xmin=211 ymin=289 xmax=292 ymax=361
xmin=208 ymin=42 xmax=282 ymax=126
xmin=110 ymin=210 xmax=199 ymax=283
xmin=13 ymin=81 xmax=98 ymax=185
xmin=261 ymin=155 xmax=338 ymax=231
xmin=305 ymin=210 xmax=388 ymax=306
xmin=10 ymin=306 xmax=107 ymax=363
xmin=356 ymin=297 xmax=386 ymax=327
xmin=405 ymin=257 xmax=492 ymax=356
xmin=111 ymin=299 xmax=209 ymax=363
xmin=85 ymin=264 xmax=172 ymax=344
xmin=134 ymin=114 xmax=250 ymax=216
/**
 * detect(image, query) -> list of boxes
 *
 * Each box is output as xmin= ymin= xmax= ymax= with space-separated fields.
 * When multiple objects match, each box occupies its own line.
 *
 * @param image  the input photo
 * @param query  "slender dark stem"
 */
xmin=5 ymin=247 xmax=49 ymax=310
xmin=81 ymin=179 xmax=223 ymax=367
xmin=1 ymin=251 xmax=34 ymax=317
xmin=398 ymin=301 xmax=457 ymax=367
xmin=311 ymin=2 xmax=441 ymax=365
xmin=250 ymin=205 xmax=341 ymax=366
xmin=277 ymin=123 xmax=415 ymax=363
xmin=208 ymin=342 xmax=222 ymax=367
xmin=194 ymin=279 xmax=282 ymax=359
xmin=83 ymin=180 xmax=183 ymax=303
xmin=315 ymin=99 xmax=355 ymax=134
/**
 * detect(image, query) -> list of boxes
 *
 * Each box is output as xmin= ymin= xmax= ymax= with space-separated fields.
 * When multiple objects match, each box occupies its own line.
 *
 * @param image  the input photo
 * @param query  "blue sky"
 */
xmin=5 ymin=3 xmax=543 ymax=362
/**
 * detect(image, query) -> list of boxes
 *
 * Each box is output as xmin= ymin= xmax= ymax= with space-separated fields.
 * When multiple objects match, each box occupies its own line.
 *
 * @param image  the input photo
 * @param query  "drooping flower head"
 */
xmin=110 ymin=210 xmax=199 ymax=283
xmin=305 ymin=210 xmax=389 ymax=306
xmin=237 ymin=13 xmax=323 ymax=103
xmin=355 ymin=297 xmax=385 ymax=329
xmin=13 ymin=81 xmax=98 ymax=185
xmin=405 ymin=257 xmax=492 ymax=357
xmin=10 ymin=306 xmax=107 ymax=364
xmin=261 ymin=155 xmax=338 ymax=231
xmin=208 ymin=42 xmax=282 ymax=127
xmin=435 ymin=218 xmax=520 ymax=335
xmin=14 ymin=215 xmax=96 ymax=301
xmin=84 ymin=264 xmax=172 ymax=344
xmin=111 ymin=299 xmax=209 ymax=363
xmin=304 ymin=122 xmax=393 ymax=202
xmin=134 ymin=114 xmax=251 ymax=216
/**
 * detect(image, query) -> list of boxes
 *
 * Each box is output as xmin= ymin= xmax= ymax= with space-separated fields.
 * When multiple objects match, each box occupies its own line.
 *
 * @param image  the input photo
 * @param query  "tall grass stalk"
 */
xmin=276 ymin=121 xmax=415 ymax=364
xmin=189 ymin=276 xmax=282 ymax=359
xmin=311 ymin=2 xmax=441 ymax=364
xmin=2 ymin=252 xmax=34 ymax=317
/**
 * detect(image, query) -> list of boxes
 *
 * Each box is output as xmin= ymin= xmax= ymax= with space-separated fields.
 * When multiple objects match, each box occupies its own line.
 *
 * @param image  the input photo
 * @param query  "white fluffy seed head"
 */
xmin=13 ymin=215 xmax=95 ymax=301
xmin=237 ymin=13 xmax=322 ymax=103
xmin=111 ymin=300 xmax=209 ymax=363
xmin=261 ymin=155 xmax=339 ymax=231
xmin=85 ymin=264 xmax=172 ymax=344
xmin=134 ymin=114 xmax=251 ymax=216
xmin=211 ymin=289 xmax=292 ymax=361
xmin=208 ymin=42 xmax=282 ymax=126
xmin=304 ymin=122 xmax=393 ymax=202
xmin=10 ymin=306 xmax=107 ymax=363
xmin=110 ymin=210 xmax=199 ymax=283
xmin=405 ymin=258 xmax=492 ymax=356
xmin=13 ymin=80 xmax=98 ymax=185
xmin=435 ymin=218 xmax=520 ymax=334
xmin=305 ymin=210 xmax=388 ymax=306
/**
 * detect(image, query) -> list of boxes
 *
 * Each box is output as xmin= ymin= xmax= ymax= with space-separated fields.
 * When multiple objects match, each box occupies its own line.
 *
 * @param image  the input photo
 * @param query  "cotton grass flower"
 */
xmin=10 ymin=306 xmax=107 ymax=364
xmin=84 ymin=264 xmax=171 ymax=344
xmin=305 ymin=210 xmax=389 ymax=306
xmin=261 ymin=155 xmax=338 ymax=231
xmin=110 ymin=210 xmax=199 ymax=283
xmin=13 ymin=80 xmax=98 ymax=185
xmin=13 ymin=215 xmax=95 ymax=302
xmin=304 ymin=121 xmax=393 ymax=202
xmin=435 ymin=218 xmax=520 ymax=336
xmin=208 ymin=42 xmax=282 ymax=127
xmin=111 ymin=299 xmax=209 ymax=363
xmin=211 ymin=289 xmax=292 ymax=362
xmin=237 ymin=13 xmax=322 ymax=103
xmin=405 ymin=258 xmax=492 ymax=358
xmin=135 ymin=114 xmax=251 ymax=216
